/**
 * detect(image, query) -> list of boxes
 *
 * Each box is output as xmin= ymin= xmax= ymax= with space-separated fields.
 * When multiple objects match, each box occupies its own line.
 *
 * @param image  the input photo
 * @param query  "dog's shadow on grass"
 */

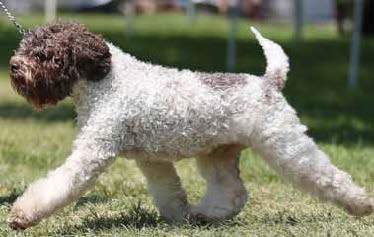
xmin=57 ymin=203 xmax=161 ymax=235
xmin=0 ymin=194 xmax=18 ymax=206
xmin=57 ymin=201 xmax=224 ymax=235
xmin=74 ymin=194 xmax=111 ymax=208
xmin=57 ymin=206 xmax=339 ymax=235
xmin=0 ymin=189 xmax=21 ymax=207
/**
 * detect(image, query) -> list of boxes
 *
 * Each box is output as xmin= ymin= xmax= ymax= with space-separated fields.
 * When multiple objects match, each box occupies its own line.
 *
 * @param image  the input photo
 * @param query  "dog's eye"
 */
xmin=54 ymin=57 xmax=61 ymax=65
xmin=35 ymin=52 xmax=47 ymax=62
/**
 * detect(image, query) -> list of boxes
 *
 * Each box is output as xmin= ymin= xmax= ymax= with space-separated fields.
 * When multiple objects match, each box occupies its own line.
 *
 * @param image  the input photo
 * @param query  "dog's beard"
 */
xmin=10 ymin=67 xmax=70 ymax=109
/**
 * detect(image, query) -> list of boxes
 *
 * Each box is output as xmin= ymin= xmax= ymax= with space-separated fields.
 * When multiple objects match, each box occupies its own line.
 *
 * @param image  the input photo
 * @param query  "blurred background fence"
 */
xmin=0 ymin=3 xmax=374 ymax=236
xmin=0 ymin=0 xmax=373 ymax=144
xmin=2 ymin=0 xmax=373 ymax=85
xmin=3 ymin=0 xmax=374 ymax=38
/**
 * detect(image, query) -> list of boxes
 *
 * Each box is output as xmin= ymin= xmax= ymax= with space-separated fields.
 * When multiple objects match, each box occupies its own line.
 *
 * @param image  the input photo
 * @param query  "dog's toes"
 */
xmin=8 ymin=216 xmax=29 ymax=230
xmin=7 ymin=210 xmax=35 ymax=230
xmin=188 ymin=212 xmax=212 ymax=225
xmin=188 ymin=205 xmax=231 ymax=224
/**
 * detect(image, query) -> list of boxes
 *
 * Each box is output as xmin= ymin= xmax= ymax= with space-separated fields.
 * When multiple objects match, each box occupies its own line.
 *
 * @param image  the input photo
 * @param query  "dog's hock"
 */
xmin=250 ymin=26 xmax=289 ymax=90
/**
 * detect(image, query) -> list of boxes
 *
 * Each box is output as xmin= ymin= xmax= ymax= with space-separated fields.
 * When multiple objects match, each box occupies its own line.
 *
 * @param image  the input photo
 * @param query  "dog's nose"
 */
xmin=10 ymin=63 xmax=20 ymax=74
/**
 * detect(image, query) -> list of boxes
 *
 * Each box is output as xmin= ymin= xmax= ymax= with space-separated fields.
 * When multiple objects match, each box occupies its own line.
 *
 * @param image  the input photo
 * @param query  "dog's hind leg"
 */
xmin=248 ymin=101 xmax=373 ymax=216
xmin=136 ymin=160 xmax=189 ymax=222
xmin=190 ymin=145 xmax=248 ymax=222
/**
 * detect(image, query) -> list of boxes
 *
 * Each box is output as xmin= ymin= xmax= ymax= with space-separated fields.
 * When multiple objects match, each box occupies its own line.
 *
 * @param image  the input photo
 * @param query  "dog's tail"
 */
xmin=250 ymin=27 xmax=289 ymax=90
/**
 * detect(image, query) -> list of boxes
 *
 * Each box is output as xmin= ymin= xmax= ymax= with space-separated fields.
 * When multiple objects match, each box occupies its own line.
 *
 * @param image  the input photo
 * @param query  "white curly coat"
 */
xmin=8 ymin=28 xmax=373 ymax=228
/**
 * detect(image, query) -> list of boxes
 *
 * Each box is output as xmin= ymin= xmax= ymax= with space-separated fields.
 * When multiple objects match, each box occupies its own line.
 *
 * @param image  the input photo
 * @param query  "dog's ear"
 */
xmin=68 ymin=23 xmax=112 ymax=81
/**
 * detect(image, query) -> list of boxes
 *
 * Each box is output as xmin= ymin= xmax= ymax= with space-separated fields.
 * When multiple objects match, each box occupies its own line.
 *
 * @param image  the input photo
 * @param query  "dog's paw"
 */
xmin=188 ymin=205 xmax=234 ymax=224
xmin=188 ymin=211 xmax=216 ymax=224
xmin=7 ymin=208 xmax=36 ymax=230
xmin=344 ymin=197 xmax=374 ymax=217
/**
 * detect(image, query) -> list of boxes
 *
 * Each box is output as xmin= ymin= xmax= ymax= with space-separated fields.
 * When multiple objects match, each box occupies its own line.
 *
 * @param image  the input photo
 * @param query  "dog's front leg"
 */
xmin=8 ymin=109 xmax=122 ymax=229
xmin=8 ymin=143 xmax=116 ymax=229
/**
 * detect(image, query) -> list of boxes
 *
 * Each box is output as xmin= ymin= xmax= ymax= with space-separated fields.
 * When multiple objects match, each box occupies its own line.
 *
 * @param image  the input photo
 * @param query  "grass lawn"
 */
xmin=0 ymin=13 xmax=373 ymax=236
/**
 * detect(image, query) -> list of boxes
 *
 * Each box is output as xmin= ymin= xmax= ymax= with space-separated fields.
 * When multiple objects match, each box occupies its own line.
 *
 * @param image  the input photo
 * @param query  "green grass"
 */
xmin=0 ymin=13 xmax=373 ymax=236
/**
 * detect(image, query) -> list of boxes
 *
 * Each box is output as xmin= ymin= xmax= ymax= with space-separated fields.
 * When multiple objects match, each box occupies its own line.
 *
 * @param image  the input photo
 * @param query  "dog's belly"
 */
xmin=120 ymin=150 xmax=195 ymax=162
xmin=118 ymin=119 xmax=234 ymax=161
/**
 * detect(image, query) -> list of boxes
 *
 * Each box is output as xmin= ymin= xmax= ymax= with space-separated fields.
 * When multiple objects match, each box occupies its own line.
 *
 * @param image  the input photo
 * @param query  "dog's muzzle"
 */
xmin=9 ymin=56 xmax=28 ymax=79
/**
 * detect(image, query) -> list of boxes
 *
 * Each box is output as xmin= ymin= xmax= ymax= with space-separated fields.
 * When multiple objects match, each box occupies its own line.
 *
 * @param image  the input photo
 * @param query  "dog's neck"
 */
xmin=70 ymin=43 xmax=130 ymax=108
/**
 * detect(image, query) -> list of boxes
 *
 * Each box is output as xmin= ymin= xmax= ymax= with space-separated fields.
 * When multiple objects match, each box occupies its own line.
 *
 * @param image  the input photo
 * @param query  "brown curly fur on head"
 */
xmin=9 ymin=22 xmax=111 ymax=108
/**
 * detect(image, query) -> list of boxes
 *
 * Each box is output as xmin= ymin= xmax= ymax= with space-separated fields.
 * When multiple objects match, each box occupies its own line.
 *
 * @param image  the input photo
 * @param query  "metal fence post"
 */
xmin=294 ymin=0 xmax=304 ymax=40
xmin=348 ymin=0 xmax=364 ymax=88
xmin=226 ymin=0 xmax=240 ymax=72
xmin=45 ymin=0 xmax=57 ymax=23
xmin=124 ymin=0 xmax=135 ymax=37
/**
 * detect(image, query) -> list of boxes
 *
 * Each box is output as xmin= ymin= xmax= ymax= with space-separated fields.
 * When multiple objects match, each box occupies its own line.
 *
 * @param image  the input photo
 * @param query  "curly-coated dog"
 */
xmin=7 ymin=22 xmax=373 ymax=229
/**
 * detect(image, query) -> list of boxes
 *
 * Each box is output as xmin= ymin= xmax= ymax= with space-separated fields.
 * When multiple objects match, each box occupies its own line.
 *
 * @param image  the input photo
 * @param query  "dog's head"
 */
xmin=9 ymin=22 xmax=111 ymax=108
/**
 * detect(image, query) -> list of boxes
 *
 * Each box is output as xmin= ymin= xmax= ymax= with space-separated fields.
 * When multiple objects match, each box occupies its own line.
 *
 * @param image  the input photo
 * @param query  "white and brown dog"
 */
xmin=7 ymin=22 xmax=373 ymax=229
